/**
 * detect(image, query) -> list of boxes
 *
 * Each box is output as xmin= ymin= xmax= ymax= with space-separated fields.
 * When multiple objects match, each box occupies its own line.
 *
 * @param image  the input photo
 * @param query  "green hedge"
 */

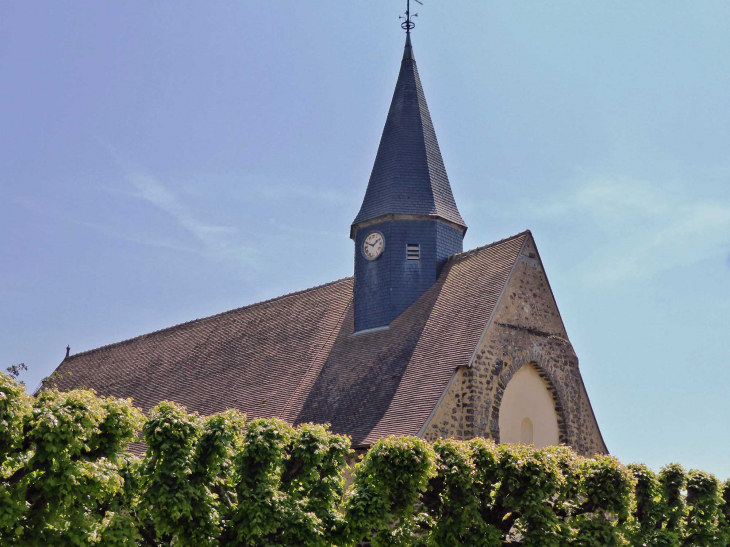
xmin=1 ymin=374 xmax=729 ymax=546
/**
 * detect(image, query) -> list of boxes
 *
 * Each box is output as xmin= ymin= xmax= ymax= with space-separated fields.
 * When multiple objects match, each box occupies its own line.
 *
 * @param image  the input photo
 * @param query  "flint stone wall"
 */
xmin=422 ymin=236 xmax=607 ymax=457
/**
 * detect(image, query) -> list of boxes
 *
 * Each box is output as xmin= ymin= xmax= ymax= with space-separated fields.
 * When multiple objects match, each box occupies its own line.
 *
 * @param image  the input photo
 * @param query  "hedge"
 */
xmin=2 ymin=373 xmax=729 ymax=546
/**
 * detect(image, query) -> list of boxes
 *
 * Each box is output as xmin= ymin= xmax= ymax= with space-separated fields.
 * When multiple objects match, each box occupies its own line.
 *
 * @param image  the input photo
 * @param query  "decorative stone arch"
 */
xmin=489 ymin=348 xmax=570 ymax=446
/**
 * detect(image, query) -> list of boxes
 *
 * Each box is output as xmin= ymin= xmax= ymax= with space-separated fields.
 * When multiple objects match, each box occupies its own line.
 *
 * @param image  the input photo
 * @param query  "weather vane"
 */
xmin=400 ymin=0 xmax=423 ymax=33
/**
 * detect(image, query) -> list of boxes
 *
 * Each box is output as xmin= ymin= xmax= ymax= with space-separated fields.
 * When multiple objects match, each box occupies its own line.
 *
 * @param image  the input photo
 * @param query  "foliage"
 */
xmin=660 ymin=462 xmax=688 ymax=545
xmin=227 ymin=418 xmax=350 ymax=546
xmin=2 ymin=371 xmax=730 ymax=546
xmin=423 ymin=439 xmax=497 ymax=546
xmin=0 ymin=373 xmax=144 ymax=545
xmin=342 ymin=436 xmax=435 ymax=546
xmin=568 ymin=455 xmax=634 ymax=546
xmin=719 ymin=480 xmax=730 ymax=546
xmin=684 ymin=470 xmax=722 ymax=546
xmin=137 ymin=402 xmax=246 ymax=545
xmin=5 ymin=363 xmax=27 ymax=382
xmin=628 ymin=463 xmax=667 ymax=546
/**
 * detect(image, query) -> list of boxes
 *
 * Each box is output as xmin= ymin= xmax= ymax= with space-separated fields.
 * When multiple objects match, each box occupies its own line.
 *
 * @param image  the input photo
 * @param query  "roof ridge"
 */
xmin=65 ymin=276 xmax=355 ymax=361
xmin=447 ymin=230 xmax=531 ymax=264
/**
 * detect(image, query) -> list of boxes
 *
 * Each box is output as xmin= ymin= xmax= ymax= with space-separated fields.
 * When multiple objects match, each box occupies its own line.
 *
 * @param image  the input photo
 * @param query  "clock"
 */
xmin=362 ymin=231 xmax=385 ymax=260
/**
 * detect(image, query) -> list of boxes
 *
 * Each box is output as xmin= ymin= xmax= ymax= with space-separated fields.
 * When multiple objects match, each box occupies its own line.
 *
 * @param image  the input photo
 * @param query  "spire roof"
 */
xmin=351 ymin=35 xmax=466 ymax=238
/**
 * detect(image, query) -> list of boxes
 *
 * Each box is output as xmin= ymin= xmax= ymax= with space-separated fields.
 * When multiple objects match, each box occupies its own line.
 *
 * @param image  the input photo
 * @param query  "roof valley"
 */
xmin=280 ymin=296 xmax=353 ymax=423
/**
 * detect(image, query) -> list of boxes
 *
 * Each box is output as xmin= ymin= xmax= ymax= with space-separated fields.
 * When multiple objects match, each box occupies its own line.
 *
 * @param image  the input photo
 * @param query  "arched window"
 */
xmin=520 ymin=417 xmax=534 ymax=444
xmin=498 ymin=363 xmax=559 ymax=448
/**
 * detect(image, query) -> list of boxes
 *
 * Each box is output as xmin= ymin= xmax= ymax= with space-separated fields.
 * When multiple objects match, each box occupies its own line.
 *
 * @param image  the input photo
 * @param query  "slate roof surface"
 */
xmin=53 ymin=232 xmax=528 ymax=446
xmin=351 ymin=34 xmax=466 ymax=237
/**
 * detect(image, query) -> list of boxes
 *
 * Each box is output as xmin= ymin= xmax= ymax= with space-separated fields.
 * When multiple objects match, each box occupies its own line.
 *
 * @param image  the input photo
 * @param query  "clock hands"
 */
xmin=362 ymin=233 xmax=384 ymax=260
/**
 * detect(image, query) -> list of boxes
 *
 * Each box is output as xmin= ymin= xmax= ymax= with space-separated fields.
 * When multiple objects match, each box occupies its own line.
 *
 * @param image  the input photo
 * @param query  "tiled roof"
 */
xmin=351 ymin=34 xmax=466 ymax=238
xmin=53 ymin=232 xmax=528 ymax=446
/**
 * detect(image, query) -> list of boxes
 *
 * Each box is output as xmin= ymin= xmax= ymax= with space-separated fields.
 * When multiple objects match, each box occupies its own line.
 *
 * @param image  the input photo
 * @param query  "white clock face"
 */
xmin=362 ymin=232 xmax=385 ymax=260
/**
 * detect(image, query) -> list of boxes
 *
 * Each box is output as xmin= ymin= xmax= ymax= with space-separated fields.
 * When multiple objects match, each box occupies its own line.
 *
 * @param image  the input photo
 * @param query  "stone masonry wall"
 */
xmin=422 ymin=235 xmax=607 ymax=456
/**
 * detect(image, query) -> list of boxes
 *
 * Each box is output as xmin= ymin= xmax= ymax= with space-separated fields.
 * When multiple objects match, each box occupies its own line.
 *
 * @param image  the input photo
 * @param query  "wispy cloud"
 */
xmin=14 ymin=167 xmax=259 ymax=269
xmin=124 ymin=172 xmax=258 ymax=265
xmin=12 ymin=196 xmax=198 ymax=254
xmin=522 ymin=176 xmax=730 ymax=285
xmin=87 ymin=141 xmax=259 ymax=267
xmin=252 ymin=181 xmax=357 ymax=205
xmin=267 ymin=218 xmax=341 ymax=239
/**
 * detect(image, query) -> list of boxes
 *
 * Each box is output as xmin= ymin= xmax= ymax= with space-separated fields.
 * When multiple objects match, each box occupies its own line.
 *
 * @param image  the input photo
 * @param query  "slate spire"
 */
xmin=351 ymin=34 xmax=467 ymax=239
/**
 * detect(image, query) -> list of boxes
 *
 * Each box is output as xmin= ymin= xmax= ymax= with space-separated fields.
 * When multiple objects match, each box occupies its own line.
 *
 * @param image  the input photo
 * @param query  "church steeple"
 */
xmin=351 ymin=31 xmax=467 ymax=333
xmin=350 ymin=34 xmax=466 ymax=239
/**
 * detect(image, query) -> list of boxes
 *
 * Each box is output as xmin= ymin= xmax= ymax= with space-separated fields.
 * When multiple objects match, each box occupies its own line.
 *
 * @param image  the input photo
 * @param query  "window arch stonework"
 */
xmin=488 ymin=349 xmax=570 ymax=446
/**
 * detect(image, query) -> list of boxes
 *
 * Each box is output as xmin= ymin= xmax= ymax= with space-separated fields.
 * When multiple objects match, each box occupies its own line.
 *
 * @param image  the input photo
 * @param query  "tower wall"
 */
xmin=353 ymin=219 xmax=463 ymax=332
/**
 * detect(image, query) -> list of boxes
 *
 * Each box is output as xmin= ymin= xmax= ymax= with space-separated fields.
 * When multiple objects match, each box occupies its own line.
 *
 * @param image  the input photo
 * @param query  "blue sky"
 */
xmin=2 ymin=1 xmax=729 ymax=476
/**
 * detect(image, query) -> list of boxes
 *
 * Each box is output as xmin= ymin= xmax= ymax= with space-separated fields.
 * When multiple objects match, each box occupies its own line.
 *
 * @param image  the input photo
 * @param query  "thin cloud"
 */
xmin=123 ymin=172 xmax=260 ymax=267
xmin=98 ymin=141 xmax=260 ymax=267
xmin=267 ymin=218 xmax=341 ymax=239
xmin=252 ymin=181 xmax=356 ymax=205
xmin=127 ymin=173 xmax=228 ymax=245
xmin=523 ymin=176 xmax=730 ymax=285
xmin=12 ymin=196 xmax=198 ymax=254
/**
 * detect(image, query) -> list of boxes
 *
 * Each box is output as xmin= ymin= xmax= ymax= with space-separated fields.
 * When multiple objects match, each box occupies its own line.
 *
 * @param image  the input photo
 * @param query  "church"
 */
xmin=52 ymin=27 xmax=607 ymax=457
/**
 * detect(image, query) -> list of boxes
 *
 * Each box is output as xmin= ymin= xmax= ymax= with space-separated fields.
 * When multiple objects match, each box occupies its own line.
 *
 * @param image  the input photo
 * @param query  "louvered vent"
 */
xmin=406 ymin=244 xmax=420 ymax=260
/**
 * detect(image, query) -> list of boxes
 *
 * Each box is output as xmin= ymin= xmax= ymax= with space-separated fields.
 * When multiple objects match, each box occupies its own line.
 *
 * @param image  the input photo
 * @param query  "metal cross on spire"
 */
xmin=400 ymin=0 xmax=423 ymax=33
